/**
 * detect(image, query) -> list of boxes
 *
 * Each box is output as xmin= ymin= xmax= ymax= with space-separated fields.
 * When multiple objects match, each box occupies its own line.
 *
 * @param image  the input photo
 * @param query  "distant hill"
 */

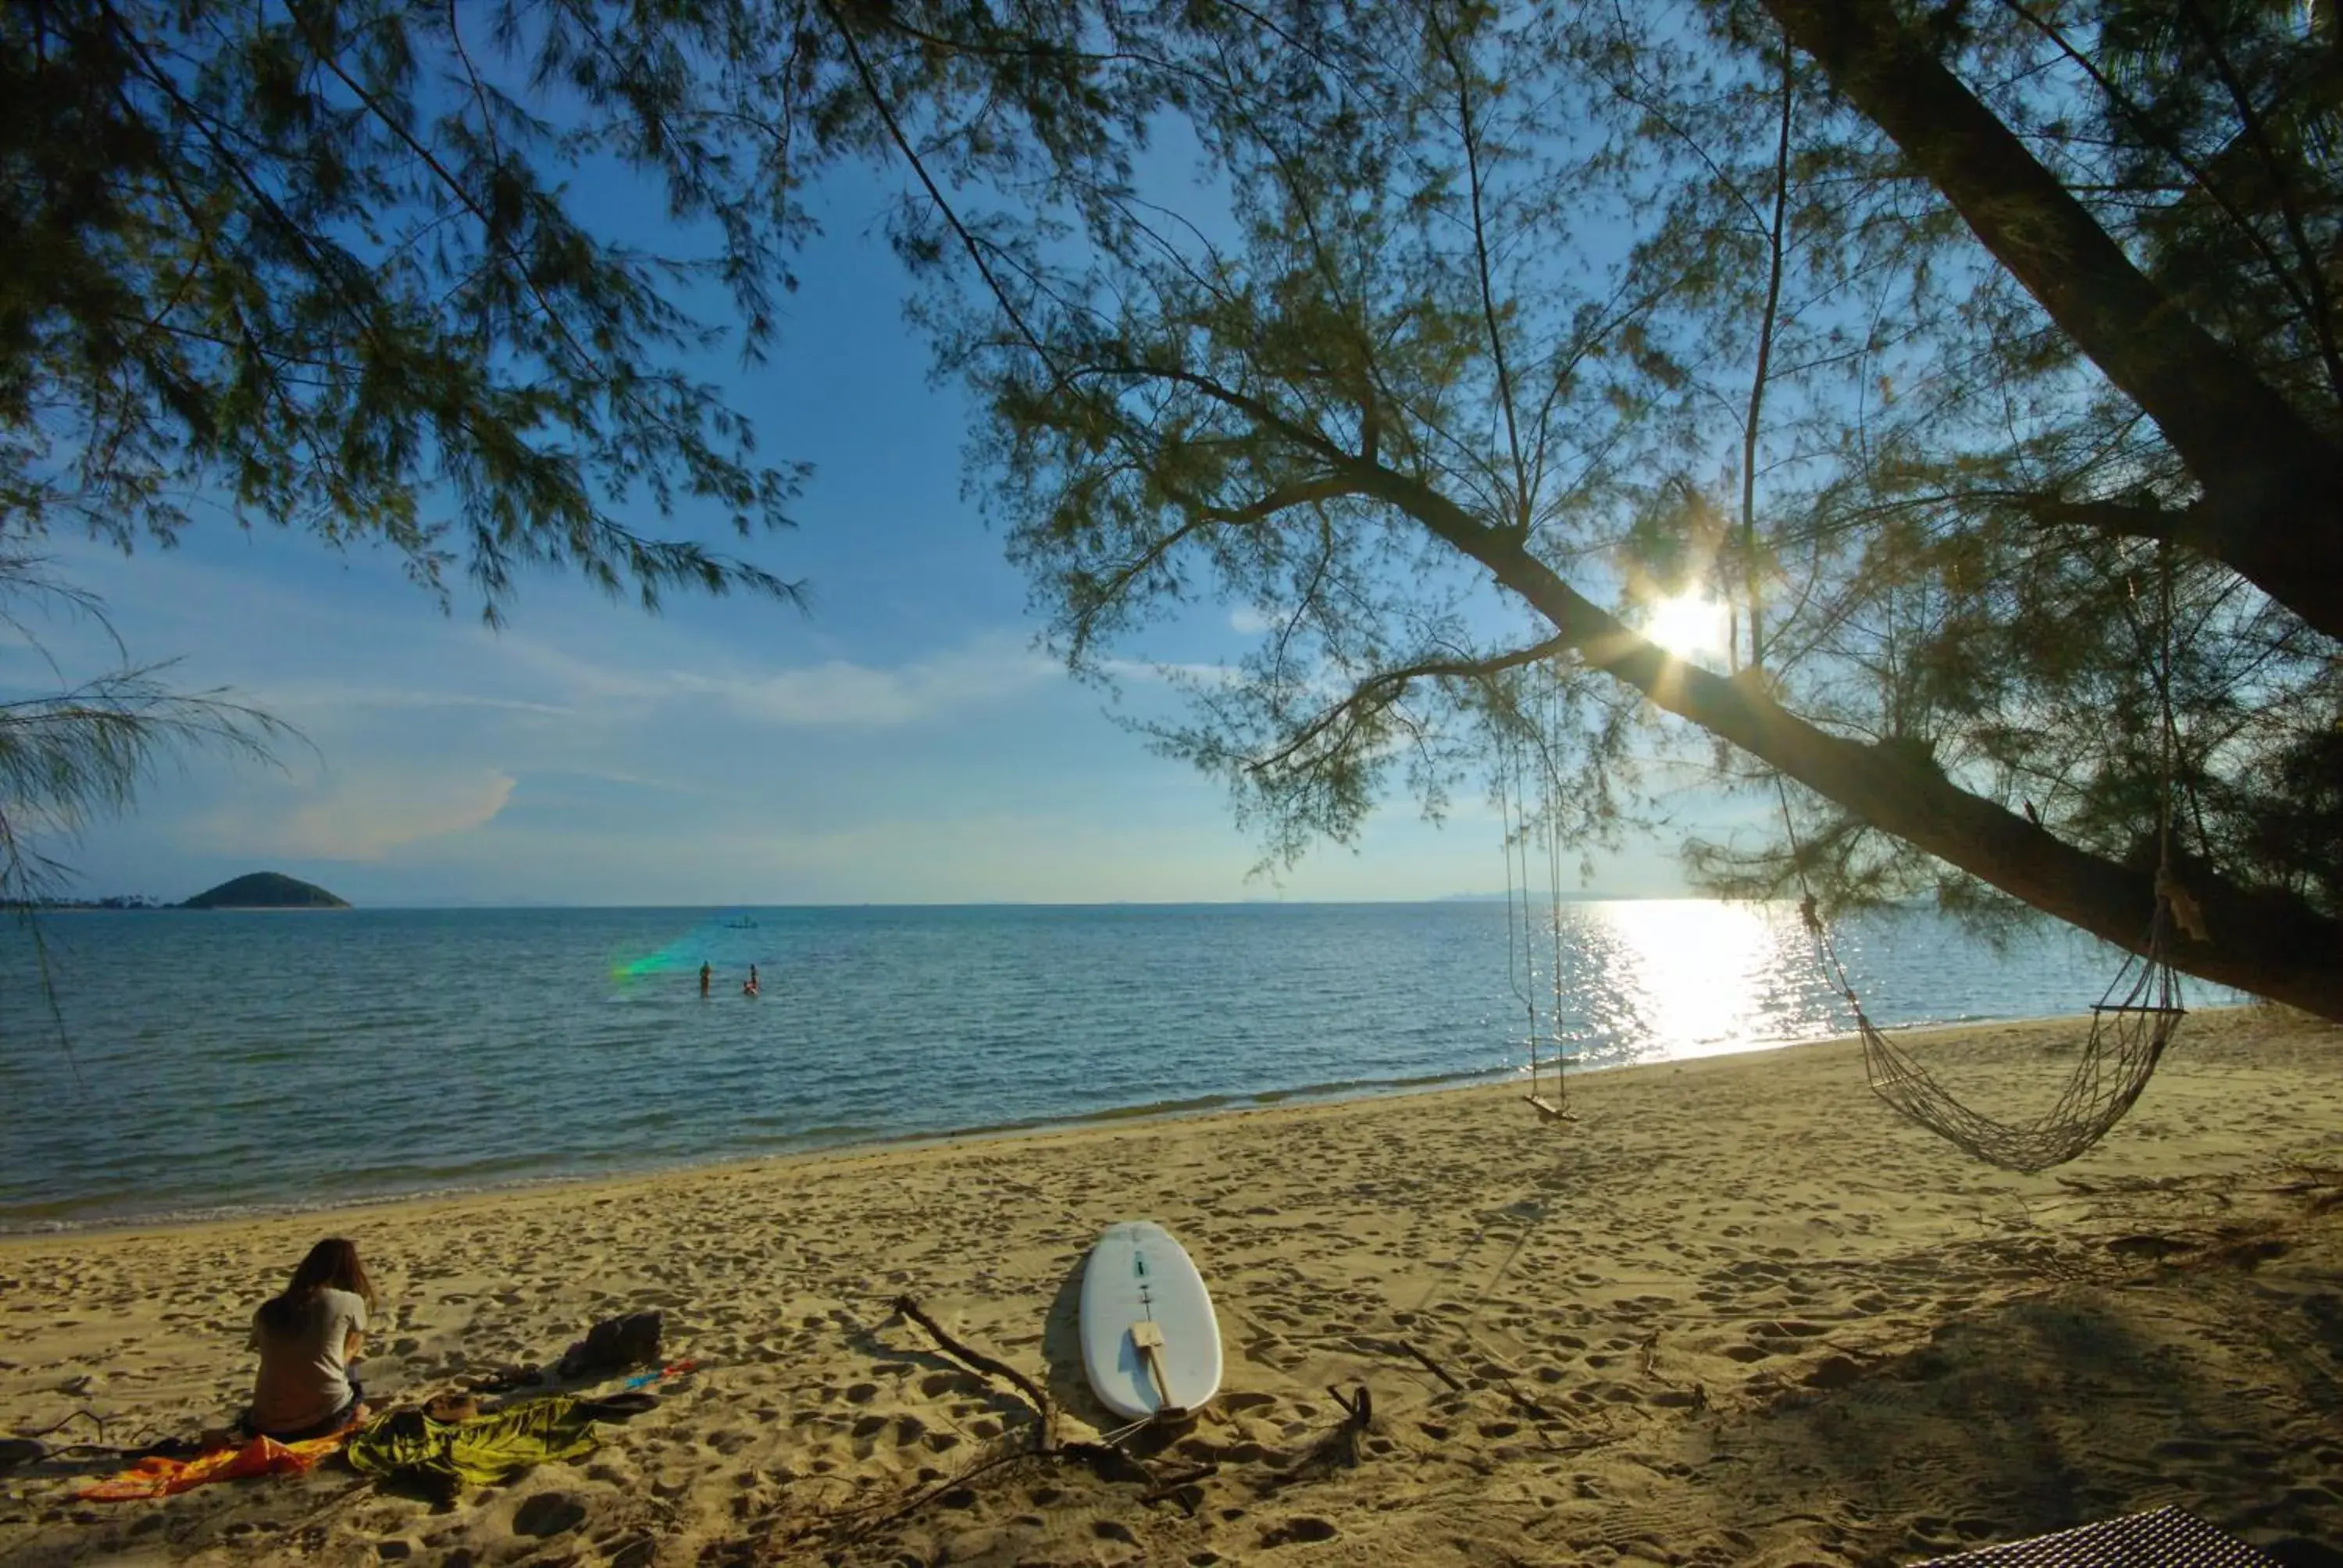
xmin=182 ymin=872 xmax=350 ymax=910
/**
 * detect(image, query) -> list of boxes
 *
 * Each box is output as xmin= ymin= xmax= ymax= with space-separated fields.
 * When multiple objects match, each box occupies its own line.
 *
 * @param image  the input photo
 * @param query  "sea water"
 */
xmin=0 ymin=900 xmax=2209 ymax=1229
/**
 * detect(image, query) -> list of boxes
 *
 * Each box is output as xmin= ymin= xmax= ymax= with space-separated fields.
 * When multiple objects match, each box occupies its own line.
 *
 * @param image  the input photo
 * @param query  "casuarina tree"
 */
xmin=909 ymin=0 xmax=2343 ymax=1017
xmin=0 ymin=0 xmax=1181 ymax=898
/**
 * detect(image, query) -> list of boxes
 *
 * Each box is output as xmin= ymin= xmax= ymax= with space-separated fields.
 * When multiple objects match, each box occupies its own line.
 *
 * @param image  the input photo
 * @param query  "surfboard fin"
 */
xmin=1129 ymin=1320 xmax=1188 ymax=1420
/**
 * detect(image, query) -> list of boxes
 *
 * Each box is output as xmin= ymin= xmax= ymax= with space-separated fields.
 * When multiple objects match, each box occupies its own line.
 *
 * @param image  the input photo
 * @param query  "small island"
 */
xmin=181 ymin=871 xmax=350 ymax=911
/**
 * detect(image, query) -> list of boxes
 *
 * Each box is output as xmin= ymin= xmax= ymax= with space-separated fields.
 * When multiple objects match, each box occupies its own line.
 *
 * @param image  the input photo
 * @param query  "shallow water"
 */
xmin=0 ymin=900 xmax=2209 ymax=1228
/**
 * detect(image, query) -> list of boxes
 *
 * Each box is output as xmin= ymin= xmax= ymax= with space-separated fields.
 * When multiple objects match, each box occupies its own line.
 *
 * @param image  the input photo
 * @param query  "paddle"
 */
xmin=1129 ymin=1321 xmax=1188 ymax=1420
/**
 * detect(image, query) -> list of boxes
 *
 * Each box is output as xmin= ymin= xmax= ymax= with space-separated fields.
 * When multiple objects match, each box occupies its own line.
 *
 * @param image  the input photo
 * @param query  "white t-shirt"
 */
xmin=248 ymin=1287 xmax=368 ymax=1434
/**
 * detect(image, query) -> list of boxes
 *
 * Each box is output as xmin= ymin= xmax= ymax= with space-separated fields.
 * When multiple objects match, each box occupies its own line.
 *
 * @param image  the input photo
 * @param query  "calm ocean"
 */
xmin=0 ymin=900 xmax=2203 ymax=1230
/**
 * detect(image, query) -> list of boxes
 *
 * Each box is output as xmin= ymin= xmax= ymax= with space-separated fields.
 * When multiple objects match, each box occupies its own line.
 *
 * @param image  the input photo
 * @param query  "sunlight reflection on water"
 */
xmin=2 ymin=900 xmax=2213 ymax=1227
xmin=1552 ymin=900 xmax=1836 ymax=1063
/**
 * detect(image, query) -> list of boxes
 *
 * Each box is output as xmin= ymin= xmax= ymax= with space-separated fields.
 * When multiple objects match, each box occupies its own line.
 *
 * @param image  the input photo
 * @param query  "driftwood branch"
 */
xmin=1396 ymin=1338 xmax=1465 ymax=1392
xmin=1396 ymin=1339 xmax=1557 ymax=1425
xmin=892 ymin=1295 xmax=1054 ymax=1451
xmin=1327 ymin=1383 xmax=1373 ymax=1428
xmin=1490 ymin=1377 xmax=1556 ymax=1424
xmin=1139 ymin=1459 xmax=1221 ymax=1505
xmin=832 ymin=1450 xmax=1031 ymax=1545
xmin=9 ymin=1408 xmax=108 ymax=1444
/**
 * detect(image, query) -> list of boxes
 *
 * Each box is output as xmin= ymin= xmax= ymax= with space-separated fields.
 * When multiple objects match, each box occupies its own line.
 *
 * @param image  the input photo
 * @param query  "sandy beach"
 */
xmin=3 ymin=1006 xmax=2340 ymax=1566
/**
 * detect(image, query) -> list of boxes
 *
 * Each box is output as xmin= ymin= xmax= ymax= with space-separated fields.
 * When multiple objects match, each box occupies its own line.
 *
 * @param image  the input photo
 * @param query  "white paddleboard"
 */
xmin=1079 ymin=1221 xmax=1223 ymax=1422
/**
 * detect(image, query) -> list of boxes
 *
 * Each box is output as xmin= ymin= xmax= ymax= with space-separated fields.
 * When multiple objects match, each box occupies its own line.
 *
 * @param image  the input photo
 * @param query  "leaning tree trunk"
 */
xmin=1359 ymin=463 xmax=2343 ymax=1022
xmin=1760 ymin=0 xmax=2343 ymax=646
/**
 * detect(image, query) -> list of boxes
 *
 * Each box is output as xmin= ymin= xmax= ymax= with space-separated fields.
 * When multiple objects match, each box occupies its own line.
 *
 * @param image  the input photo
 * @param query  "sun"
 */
xmin=1642 ymin=592 xmax=1731 ymax=660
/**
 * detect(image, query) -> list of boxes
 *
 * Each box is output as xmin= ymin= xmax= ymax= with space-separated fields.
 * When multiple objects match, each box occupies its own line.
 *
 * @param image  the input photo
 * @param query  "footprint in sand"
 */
xmin=1257 ymin=1516 xmax=1339 ymax=1548
xmin=512 ymin=1492 xmax=587 ymax=1538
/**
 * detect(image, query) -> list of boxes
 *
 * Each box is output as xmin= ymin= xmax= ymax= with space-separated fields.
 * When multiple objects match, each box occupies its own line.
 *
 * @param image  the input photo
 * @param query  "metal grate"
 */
xmin=1915 ymin=1506 xmax=2281 ymax=1566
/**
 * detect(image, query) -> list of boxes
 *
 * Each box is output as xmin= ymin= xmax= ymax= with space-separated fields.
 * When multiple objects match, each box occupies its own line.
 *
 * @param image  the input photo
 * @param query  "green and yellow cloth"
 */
xmin=81 ymin=1395 xmax=607 ymax=1502
xmin=344 ymin=1397 xmax=601 ymax=1495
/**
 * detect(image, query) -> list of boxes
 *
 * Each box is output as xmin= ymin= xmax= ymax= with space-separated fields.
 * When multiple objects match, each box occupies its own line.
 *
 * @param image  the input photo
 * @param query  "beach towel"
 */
xmin=343 ymin=1397 xmax=600 ymax=1497
xmin=78 ymin=1431 xmax=349 ymax=1501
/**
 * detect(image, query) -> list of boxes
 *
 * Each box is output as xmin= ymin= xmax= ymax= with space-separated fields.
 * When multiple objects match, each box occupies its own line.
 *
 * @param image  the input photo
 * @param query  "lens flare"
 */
xmin=609 ymin=915 xmax=762 ymax=985
xmin=1642 ymin=593 xmax=1730 ymax=660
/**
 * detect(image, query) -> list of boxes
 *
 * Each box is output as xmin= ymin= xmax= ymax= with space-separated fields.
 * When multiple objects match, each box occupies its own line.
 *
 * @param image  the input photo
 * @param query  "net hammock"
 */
xmin=1779 ymin=541 xmax=2191 ymax=1174
xmin=1799 ymin=892 xmax=2184 ymax=1173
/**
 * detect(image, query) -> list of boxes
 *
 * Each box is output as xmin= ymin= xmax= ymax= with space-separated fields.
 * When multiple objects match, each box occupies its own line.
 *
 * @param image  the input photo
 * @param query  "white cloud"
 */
xmin=497 ymin=629 xmax=1059 ymax=728
xmin=239 ymin=684 xmax=572 ymax=718
xmin=195 ymin=770 xmax=518 ymax=861
xmin=714 ymin=636 xmax=1057 ymax=725
xmin=1096 ymin=657 xmax=1246 ymax=687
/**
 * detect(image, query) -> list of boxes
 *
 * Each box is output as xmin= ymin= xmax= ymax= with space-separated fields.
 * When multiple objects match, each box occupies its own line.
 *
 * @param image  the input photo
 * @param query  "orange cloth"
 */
xmin=78 ymin=1430 xmax=349 ymax=1501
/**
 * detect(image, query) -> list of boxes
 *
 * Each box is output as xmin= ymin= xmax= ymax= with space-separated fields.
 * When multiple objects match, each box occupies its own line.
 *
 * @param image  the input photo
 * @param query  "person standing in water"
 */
xmin=743 ymin=964 xmax=760 ymax=997
xmin=698 ymin=961 xmax=711 ymax=997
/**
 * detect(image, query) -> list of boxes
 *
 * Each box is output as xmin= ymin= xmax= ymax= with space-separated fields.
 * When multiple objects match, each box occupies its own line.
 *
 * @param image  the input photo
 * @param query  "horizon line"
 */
xmin=35 ymin=891 xmax=1728 ymax=911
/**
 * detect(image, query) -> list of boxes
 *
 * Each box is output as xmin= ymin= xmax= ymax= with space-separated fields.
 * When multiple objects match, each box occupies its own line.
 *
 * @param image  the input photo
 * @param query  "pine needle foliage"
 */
xmin=0 ymin=0 xmax=1185 ymax=914
xmin=0 ymin=0 xmax=1200 ymax=615
xmin=904 ymin=0 xmax=2343 ymax=1017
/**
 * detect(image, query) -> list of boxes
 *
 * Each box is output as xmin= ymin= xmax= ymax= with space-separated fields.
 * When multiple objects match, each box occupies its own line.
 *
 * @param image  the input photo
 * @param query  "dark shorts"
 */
xmin=244 ymin=1377 xmax=365 ymax=1444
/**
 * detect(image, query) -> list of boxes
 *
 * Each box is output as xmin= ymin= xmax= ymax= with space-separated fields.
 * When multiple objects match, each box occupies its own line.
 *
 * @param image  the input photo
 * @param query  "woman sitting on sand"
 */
xmin=244 ymin=1238 xmax=376 ymax=1441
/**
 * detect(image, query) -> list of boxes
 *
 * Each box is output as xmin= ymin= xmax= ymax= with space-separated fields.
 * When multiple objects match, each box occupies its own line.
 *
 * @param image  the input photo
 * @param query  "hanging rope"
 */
xmin=1774 ymin=543 xmax=2189 ymax=1174
xmin=1497 ymin=677 xmax=1571 ymax=1123
xmin=1498 ymin=725 xmax=1542 ymax=1098
xmin=1535 ymin=671 xmax=1574 ymax=1120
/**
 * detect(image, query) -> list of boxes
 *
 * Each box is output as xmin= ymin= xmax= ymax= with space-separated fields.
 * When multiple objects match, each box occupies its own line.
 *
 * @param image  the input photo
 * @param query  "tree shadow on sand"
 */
xmin=1707 ymin=1258 xmax=2343 ymax=1566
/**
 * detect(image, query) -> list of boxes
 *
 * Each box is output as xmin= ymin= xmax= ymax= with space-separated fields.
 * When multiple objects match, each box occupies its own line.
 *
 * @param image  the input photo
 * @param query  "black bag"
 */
xmin=556 ymin=1310 xmax=663 ymax=1378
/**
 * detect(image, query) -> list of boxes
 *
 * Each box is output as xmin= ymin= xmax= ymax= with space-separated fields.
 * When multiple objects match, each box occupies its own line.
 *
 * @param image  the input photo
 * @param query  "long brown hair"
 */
xmin=257 ymin=1238 xmax=376 ymax=1336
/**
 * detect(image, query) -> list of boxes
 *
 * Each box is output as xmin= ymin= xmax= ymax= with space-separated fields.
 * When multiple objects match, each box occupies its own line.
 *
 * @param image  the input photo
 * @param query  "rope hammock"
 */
xmin=1796 ymin=884 xmax=2184 ymax=1173
xmin=1777 ymin=542 xmax=2191 ymax=1174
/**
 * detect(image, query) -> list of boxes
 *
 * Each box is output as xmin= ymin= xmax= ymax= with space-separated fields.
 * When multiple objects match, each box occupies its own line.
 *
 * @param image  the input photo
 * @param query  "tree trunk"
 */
xmin=1539 ymin=561 xmax=2343 ymax=1018
xmin=1762 ymin=0 xmax=2343 ymax=646
xmin=1365 ymin=460 xmax=2343 ymax=1021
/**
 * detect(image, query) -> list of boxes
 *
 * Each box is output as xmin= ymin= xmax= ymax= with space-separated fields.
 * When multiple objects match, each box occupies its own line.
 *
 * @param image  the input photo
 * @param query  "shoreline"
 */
xmin=1 ymin=1009 xmax=2097 ymax=1240
xmin=2 ymin=1005 xmax=2338 ymax=1564
xmin=0 ymin=1063 xmax=1513 ymax=1240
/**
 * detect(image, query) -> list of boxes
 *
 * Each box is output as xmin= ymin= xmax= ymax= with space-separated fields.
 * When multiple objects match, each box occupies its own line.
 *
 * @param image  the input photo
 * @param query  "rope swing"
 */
xmin=1778 ymin=543 xmax=2191 ymax=1173
xmin=1498 ymin=675 xmax=1576 ymax=1124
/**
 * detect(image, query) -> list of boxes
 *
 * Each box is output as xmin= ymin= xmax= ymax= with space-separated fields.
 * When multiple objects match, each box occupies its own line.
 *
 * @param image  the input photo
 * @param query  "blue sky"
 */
xmin=10 ymin=164 xmax=1738 ymax=907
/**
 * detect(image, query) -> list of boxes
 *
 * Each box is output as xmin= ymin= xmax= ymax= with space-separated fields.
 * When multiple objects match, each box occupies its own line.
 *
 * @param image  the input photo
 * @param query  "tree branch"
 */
xmin=819 ymin=0 xmax=1057 ymax=379
xmin=1993 ymin=0 xmax=2343 ymax=403
xmin=1428 ymin=5 xmax=1531 ymax=533
xmin=1334 ymin=447 xmax=2343 ymax=1016
xmin=1246 ymin=633 xmax=1574 ymax=776
xmin=1080 ymin=473 xmax=1360 ymax=627
xmin=1742 ymin=37 xmax=1795 ymax=672
xmin=1763 ymin=0 xmax=2343 ymax=643
xmin=2175 ymin=0 xmax=2343 ymax=404
xmin=1979 ymin=490 xmax=2212 ymax=550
